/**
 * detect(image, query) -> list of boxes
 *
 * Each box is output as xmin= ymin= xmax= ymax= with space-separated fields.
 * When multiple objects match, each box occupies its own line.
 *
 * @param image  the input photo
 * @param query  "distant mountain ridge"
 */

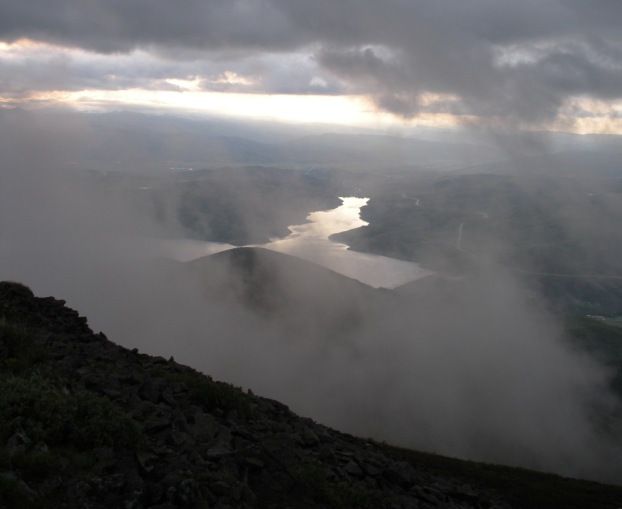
xmin=185 ymin=247 xmax=387 ymax=333
xmin=0 ymin=109 xmax=503 ymax=172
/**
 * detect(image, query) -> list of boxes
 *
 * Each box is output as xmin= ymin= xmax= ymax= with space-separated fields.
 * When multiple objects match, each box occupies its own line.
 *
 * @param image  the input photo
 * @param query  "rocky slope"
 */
xmin=0 ymin=280 xmax=514 ymax=508
xmin=1 ymin=280 xmax=620 ymax=508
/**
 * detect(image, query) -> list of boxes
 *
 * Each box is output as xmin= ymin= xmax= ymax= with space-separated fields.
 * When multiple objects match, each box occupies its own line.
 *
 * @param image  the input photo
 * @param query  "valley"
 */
xmin=2 ymin=109 xmax=622 ymax=494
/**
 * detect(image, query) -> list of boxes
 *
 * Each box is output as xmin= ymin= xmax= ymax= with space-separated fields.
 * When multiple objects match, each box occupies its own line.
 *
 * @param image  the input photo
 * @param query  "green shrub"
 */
xmin=10 ymin=449 xmax=60 ymax=481
xmin=151 ymin=366 xmax=255 ymax=419
xmin=0 ymin=374 xmax=142 ymax=450
xmin=0 ymin=320 xmax=45 ymax=374
xmin=0 ymin=473 xmax=42 ymax=509
xmin=0 ymin=281 xmax=34 ymax=299
xmin=294 ymin=463 xmax=371 ymax=509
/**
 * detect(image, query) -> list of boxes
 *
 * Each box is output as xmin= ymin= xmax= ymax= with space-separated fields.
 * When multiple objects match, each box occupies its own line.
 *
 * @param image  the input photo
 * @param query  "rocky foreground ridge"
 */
xmin=0 ymin=281 xmax=619 ymax=508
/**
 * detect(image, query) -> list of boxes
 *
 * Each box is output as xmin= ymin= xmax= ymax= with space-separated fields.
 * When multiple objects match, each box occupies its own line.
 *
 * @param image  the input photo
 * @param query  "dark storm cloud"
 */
xmin=300 ymin=1 xmax=622 ymax=122
xmin=2 ymin=0 xmax=622 ymax=123
xmin=0 ymin=0 xmax=299 ymax=53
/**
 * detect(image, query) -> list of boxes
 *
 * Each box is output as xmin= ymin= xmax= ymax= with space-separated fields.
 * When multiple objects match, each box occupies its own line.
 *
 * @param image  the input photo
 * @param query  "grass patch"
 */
xmin=383 ymin=445 xmax=622 ymax=509
xmin=565 ymin=315 xmax=622 ymax=398
xmin=565 ymin=316 xmax=622 ymax=364
xmin=0 ymin=374 xmax=142 ymax=450
xmin=0 ymin=473 xmax=42 ymax=509
xmin=10 ymin=449 xmax=60 ymax=481
xmin=0 ymin=281 xmax=34 ymax=300
xmin=150 ymin=366 xmax=255 ymax=419
xmin=293 ymin=463 xmax=372 ymax=509
xmin=0 ymin=320 xmax=46 ymax=375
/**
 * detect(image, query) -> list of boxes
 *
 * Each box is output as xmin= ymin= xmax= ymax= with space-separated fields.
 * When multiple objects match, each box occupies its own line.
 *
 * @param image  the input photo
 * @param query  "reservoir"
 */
xmin=161 ymin=197 xmax=430 ymax=289
xmin=259 ymin=197 xmax=430 ymax=288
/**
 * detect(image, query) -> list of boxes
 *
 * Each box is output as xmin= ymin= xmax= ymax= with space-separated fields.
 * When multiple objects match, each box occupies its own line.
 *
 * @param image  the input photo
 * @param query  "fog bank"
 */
xmin=1 ymin=112 xmax=621 ymax=484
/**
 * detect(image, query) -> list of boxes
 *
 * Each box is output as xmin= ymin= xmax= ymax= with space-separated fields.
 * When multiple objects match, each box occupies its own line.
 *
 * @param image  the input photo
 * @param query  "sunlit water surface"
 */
xmin=259 ymin=197 xmax=430 ymax=288
xmin=160 ymin=197 xmax=430 ymax=288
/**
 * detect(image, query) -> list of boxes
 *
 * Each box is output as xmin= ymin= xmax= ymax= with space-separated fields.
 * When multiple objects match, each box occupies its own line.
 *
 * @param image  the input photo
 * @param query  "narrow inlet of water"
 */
xmin=153 ymin=197 xmax=430 ymax=288
xmin=259 ymin=197 xmax=430 ymax=288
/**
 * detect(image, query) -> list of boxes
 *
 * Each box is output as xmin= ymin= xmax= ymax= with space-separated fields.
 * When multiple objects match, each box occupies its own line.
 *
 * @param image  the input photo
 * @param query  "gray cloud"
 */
xmin=0 ymin=0 xmax=297 ymax=53
xmin=0 ymin=42 xmax=343 ymax=99
xmin=0 ymin=48 xmax=174 ymax=96
xmin=2 ymin=1 xmax=622 ymax=125
xmin=273 ymin=1 xmax=622 ymax=123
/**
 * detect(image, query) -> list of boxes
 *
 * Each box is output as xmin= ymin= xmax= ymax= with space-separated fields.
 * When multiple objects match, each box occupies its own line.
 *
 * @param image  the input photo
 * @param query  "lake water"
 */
xmin=259 ymin=197 xmax=430 ymax=288
xmin=158 ymin=197 xmax=430 ymax=289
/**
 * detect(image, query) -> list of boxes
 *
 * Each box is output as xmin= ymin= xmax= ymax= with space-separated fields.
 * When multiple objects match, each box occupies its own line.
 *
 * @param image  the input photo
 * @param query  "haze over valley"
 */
xmin=2 ymin=107 xmax=622 ymax=486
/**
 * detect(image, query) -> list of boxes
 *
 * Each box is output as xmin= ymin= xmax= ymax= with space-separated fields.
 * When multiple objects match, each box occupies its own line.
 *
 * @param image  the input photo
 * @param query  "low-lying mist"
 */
xmin=2 ymin=111 xmax=621 ymax=484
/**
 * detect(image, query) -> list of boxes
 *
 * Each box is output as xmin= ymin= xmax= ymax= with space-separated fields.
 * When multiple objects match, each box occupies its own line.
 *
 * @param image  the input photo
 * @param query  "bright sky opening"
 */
xmin=0 ymin=1 xmax=621 ymax=134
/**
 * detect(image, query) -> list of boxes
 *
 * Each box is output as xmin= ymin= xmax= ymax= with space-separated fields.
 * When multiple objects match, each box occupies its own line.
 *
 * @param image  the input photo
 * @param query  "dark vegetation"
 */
xmin=68 ymin=165 xmax=348 ymax=245
xmin=335 ymin=172 xmax=622 ymax=315
xmin=146 ymin=166 xmax=345 ymax=245
xmin=566 ymin=316 xmax=622 ymax=397
xmin=389 ymin=446 xmax=622 ymax=509
xmin=149 ymin=365 xmax=256 ymax=420
xmin=0 ymin=283 xmax=144 ymax=508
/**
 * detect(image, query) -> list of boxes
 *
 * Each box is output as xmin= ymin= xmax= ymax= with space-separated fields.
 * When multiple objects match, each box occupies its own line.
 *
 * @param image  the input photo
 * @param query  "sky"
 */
xmin=1 ymin=0 xmax=622 ymax=132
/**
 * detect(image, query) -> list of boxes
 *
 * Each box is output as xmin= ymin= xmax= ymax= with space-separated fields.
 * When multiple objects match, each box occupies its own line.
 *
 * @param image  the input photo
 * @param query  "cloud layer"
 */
xmin=1 ymin=1 xmax=622 ymax=126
